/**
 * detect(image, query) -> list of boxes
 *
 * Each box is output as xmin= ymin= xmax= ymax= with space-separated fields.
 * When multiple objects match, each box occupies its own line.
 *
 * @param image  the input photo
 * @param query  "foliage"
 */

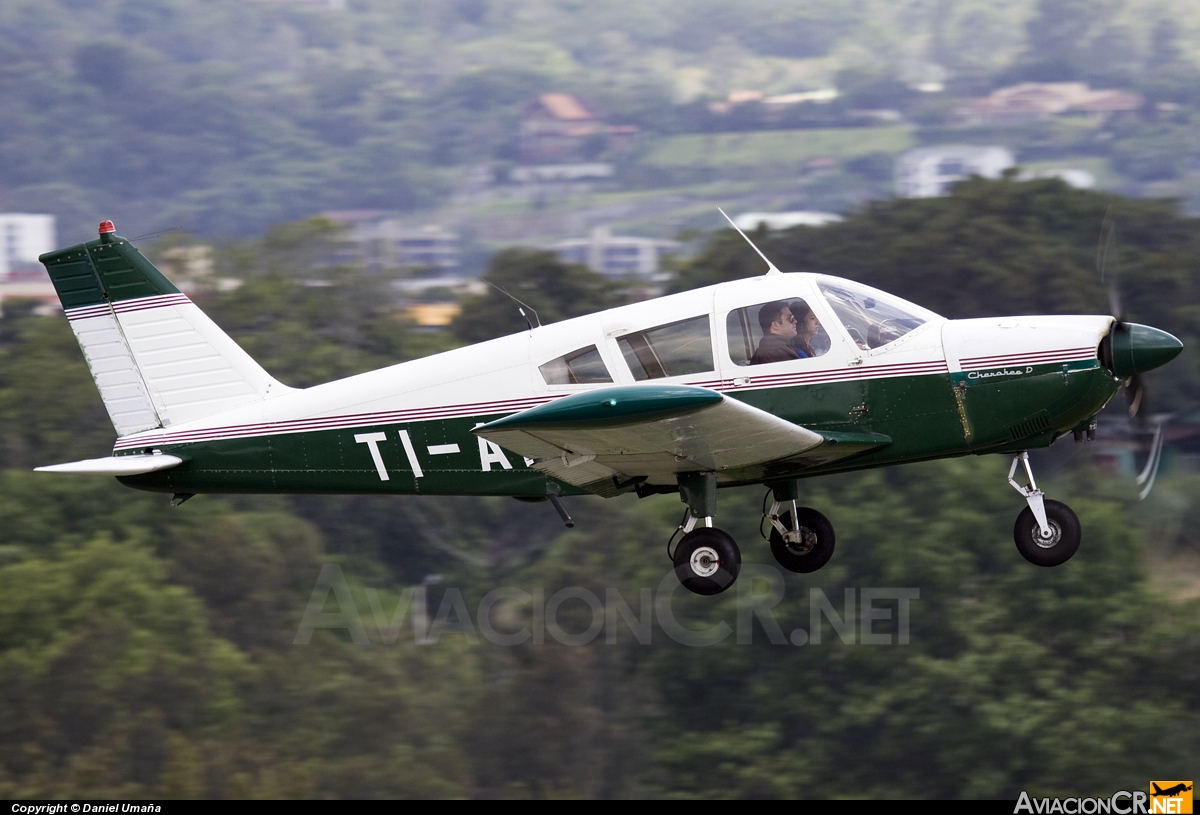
xmin=6 ymin=0 xmax=1200 ymax=239
xmin=450 ymin=248 xmax=616 ymax=344
xmin=0 ymin=312 xmax=114 ymax=470
xmin=4 ymin=201 xmax=1200 ymax=795
xmin=1109 ymin=119 xmax=1200 ymax=182
xmin=195 ymin=219 xmax=460 ymax=388
xmin=640 ymin=127 xmax=916 ymax=170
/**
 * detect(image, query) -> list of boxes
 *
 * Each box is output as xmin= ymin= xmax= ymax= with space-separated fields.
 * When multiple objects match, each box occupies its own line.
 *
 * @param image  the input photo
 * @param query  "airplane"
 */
xmin=1152 ymin=783 xmax=1193 ymax=797
xmin=32 ymin=219 xmax=1183 ymax=596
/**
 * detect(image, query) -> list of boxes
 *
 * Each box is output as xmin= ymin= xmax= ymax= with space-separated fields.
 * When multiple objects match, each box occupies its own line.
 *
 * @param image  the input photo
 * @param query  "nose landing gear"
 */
xmin=1008 ymin=452 xmax=1081 ymax=566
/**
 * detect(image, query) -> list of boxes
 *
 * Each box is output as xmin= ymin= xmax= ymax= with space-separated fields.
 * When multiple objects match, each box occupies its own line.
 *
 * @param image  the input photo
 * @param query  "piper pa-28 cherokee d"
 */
xmin=35 ymin=219 xmax=1182 ymax=596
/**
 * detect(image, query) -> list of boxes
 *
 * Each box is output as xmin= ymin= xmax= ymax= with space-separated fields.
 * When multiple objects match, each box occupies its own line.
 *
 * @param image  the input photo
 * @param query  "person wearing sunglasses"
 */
xmin=750 ymin=300 xmax=801 ymax=365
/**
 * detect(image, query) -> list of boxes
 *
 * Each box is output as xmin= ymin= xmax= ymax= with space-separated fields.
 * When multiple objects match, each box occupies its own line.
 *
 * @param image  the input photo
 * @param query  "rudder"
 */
xmin=40 ymin=221 xmax=292 ymax=436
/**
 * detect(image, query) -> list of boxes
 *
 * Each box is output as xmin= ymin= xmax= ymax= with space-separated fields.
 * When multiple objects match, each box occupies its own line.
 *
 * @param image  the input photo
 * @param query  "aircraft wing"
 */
xmin=473 ymin=384 xmax=890 ymax=497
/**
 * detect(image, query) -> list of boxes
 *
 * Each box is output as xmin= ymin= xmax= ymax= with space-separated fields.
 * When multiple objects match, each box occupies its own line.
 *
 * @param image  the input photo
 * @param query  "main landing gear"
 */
xmin=668 ymin=473 xmax=837 ymax=596
xmin=1008 ymin=452 xmax=1081 ymax=567
xmin=763 ymin=482 xmax=836 ymax=574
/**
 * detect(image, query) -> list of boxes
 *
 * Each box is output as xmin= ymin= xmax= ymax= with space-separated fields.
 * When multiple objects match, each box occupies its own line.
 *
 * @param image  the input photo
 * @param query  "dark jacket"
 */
xmin=750 ymin=334 xmax=800 ymax=365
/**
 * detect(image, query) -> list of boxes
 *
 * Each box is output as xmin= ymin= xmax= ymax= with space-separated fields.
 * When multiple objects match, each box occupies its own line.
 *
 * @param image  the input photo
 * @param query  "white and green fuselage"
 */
xmin=36 ymin=227 xmax=1180 ymax=503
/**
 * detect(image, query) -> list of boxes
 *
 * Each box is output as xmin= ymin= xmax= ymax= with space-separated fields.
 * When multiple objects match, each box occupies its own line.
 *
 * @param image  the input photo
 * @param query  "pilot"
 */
xmin=789 ymin=300 xmax=822 ymax=359
xmin=750 ymin=300 xmax=800 ymax=364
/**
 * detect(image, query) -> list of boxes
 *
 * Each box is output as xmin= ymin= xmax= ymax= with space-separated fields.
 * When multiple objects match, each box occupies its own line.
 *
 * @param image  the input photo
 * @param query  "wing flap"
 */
xmin=35 ymin=454 xmax=184 ymax=476
xmin=474 ymin=385 xmax=839 ymax=495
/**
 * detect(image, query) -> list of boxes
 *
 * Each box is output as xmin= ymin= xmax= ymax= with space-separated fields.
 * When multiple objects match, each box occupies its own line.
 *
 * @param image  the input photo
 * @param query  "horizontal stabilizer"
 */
xmin=35 ymin=453 xmax=184 ymax=476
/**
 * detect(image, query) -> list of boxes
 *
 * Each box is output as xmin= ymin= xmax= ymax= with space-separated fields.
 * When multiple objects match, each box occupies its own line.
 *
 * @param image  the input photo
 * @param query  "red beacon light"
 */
xmin=98 ymin=220 xmax=115 ymax=234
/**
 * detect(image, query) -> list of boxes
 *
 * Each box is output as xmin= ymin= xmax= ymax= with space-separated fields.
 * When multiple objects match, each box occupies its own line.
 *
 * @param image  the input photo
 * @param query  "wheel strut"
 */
xmin=763 ymin=479 xmax=804 ymax=545
xmin=766 ymin=497 xmax=804 ymax=545
xmin=668 ymin=471 xmax=716 ymax=561
xmin=1007 ymin=452 xmax=1053 ymax=539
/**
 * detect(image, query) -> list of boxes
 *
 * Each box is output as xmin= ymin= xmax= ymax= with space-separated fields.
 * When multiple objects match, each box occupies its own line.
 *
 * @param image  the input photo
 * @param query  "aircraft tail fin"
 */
xmin=39 ymin=221 xmax=292 ymax=437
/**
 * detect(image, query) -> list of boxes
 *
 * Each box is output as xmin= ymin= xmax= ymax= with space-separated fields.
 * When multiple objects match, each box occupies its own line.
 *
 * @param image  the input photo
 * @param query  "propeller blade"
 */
xmin=1097 ymin=207 xmax=1123 ymax=321
xmin=1126 ymin=373 xmax=1144 ymax=419
xmin=1136 ymin=420 xmax=1165 ymax=500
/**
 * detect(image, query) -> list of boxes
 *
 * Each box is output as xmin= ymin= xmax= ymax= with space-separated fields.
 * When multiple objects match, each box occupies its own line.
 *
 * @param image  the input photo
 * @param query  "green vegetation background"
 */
xmin=7 ymin=0 xmax=1200 ymax=241
xmin=1 ymin=180 xmax=1199 ymax=798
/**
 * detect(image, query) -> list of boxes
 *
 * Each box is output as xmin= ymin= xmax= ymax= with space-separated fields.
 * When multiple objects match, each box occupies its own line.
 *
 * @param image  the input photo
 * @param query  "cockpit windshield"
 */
xmin=816 ymin=277 xmax=941 ymax=351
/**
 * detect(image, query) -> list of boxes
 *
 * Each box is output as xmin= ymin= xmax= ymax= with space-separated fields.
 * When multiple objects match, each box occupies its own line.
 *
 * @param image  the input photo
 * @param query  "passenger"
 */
xmin=789 ymin=300 xmax=822 ymax=359
xmin=750 ymin=300 xmax=800 ymax=364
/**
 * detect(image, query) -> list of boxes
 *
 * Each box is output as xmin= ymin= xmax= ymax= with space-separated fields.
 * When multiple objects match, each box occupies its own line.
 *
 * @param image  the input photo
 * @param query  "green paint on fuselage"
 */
xmin=119 ymin=360 xmax=1120 ymax=497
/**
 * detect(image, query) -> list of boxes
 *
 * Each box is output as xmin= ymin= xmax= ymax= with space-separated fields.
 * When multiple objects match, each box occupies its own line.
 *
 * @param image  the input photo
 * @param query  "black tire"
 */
xmin=1014 ymin=500 xmax=1081 ymax=567
xmin=673 ymin=528 xmax=741 ymax=595
xmin=769 ymin=507 xmax=835 ymax=573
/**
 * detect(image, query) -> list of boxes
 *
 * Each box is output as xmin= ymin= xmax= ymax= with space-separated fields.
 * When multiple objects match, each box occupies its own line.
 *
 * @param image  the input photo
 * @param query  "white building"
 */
xmin=0 ymin=214 xmax=55 ymax=279
xmin=895 ymin=146 xmax=1015 ymax=198
xmin=549 ymin=226 xmax=678 ymax=278
xmin=323 ymin=212 xmax=460 ymax=272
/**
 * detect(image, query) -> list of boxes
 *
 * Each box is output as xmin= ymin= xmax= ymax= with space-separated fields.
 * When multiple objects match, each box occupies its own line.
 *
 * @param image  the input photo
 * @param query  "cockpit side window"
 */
xmin=727 ymin=299 xmax=830 ymax=366
xmin=816 ymin=279 xmax=934 ymax=351
xmin=539 ymin=345 xmax=613 ymax=385
xmin=617 ymin=316 xmax=714 ymax=380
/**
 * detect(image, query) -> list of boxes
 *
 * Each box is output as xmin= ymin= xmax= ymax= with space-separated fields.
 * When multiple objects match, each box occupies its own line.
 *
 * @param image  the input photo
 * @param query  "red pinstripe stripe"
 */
xmin=112 ymin=361 xmax=953 ymax=450
xmin=66 ymin=294 xmax=194 ymax=322
xmin=960 ymin=347 xmax=1094 ymax=368
xmin=113 ymin=394 xmax=560 ymax=450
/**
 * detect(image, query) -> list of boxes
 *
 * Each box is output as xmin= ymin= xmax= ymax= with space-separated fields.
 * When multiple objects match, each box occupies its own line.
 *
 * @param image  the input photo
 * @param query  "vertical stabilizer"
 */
xmin=40 ymin=222 xmax=292 ymax=436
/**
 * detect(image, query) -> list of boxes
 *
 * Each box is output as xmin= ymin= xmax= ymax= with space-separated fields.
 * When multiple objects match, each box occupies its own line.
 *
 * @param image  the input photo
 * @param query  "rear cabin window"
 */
xmin=539 ymin=345 xmax=613 ymax=385
xmin=617 ymin=316 xmax=714 ymax=380
xmin=727 ymin=299 xmax=830 ymax=366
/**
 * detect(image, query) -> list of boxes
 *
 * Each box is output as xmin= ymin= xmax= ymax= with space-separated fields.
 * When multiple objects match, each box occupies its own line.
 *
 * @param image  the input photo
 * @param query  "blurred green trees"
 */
xmin=4 ymin=444 xmax=1198 ymax=797
xmin=8 ymin=0 xmax=1200 ymax=241
xmin=3 ymin=193 xmax=1200 ymax=796
xmin=451 ymin=248 xmax=616 ymax=344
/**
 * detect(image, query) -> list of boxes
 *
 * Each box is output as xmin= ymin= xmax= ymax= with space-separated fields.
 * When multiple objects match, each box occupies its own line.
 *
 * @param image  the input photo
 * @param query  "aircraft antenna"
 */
xmin=486 ymin=280 xmax=541 ymax=330
xmin=129 ymin=226 xmax=185 ymax=242
xmin=717 ymin=206 xmax=782 ymax=276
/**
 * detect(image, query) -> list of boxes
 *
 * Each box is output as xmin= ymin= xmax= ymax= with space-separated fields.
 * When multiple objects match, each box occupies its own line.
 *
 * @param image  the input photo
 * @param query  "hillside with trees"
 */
xmin=2 ymin=179 xmax=1200 ymax=797
xmin=6 ymin=0 xmax=1200 ymax=243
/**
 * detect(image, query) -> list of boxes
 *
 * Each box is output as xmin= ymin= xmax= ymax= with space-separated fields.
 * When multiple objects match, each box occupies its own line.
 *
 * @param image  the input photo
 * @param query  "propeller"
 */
xmin=1096 ymin=208 xmax=1176 ymax=499
xmin=1096 ymin=208 xmax=1146 ymax=419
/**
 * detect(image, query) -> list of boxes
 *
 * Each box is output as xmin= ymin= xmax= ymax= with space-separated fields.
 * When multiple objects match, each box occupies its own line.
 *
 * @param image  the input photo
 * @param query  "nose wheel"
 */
xmin=1013 ymin=500 xmax=1080 ymax=566
xmin=1008 ymin=453 xmax=1082 ymax=566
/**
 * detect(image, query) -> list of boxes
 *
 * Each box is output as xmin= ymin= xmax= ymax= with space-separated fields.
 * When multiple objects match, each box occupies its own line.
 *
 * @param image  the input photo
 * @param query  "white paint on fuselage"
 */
xmin=943 ymin=315 xmax=1113 ymax=374
xmin=110 ymin=274 xmax=1112 ymax=452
